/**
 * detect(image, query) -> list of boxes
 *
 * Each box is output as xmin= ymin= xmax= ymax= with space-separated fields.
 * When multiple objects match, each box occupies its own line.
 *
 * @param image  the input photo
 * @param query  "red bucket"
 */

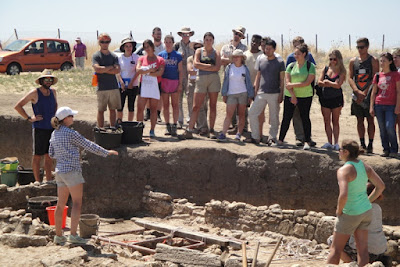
xmin=46 ymin=206 xmax=68 ymax=228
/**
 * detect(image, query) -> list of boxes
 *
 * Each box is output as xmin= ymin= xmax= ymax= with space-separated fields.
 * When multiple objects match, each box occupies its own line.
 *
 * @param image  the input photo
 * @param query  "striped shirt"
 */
xmin=49 ymin=125 xmax=109 ymax=173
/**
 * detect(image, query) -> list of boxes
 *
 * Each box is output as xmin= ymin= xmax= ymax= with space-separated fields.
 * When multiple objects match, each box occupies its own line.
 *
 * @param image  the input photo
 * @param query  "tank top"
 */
xmin=32 ymin=88 xmax=56 ymax=130
xmin=342 ymin=160 xmax=372 ymax=215
xmin=198 ymin=48 xmax=217 ymax=76
xmin=321 ymin=66 xmax=343 ymax=99
xmin=353 ymin=56 xmax=373 ymax=91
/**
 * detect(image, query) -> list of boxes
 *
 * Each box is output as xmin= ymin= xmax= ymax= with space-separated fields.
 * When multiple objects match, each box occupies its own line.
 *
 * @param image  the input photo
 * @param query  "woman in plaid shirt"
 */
xmin=49 ymin=107 xmax=118 ymax=244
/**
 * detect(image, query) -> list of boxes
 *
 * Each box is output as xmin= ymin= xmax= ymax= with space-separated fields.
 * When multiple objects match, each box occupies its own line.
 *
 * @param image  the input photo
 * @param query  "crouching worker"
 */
xmin=49 ymin=107 xmax=118 ymax=245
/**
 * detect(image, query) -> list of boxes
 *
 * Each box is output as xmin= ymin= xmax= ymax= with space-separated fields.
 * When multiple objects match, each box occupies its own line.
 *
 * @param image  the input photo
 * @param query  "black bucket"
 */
xmin=27 ymin=196 xmax=58 ymax=224
xmin=94 ymin=127 xmax=123 ymax=149
xmin=18 ymin=167 xmax=43 ymax=185
xmin=116 ymin=120 xmax=144 ymax=144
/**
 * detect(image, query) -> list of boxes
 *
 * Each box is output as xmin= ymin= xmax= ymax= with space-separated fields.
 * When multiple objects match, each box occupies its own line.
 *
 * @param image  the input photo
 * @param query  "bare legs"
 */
xmin=321 ymin=107 xmax=342 ymax=145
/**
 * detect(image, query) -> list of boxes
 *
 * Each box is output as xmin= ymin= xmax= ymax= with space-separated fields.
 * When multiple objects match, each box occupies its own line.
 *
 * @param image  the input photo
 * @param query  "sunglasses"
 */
xmin=43 ymin=78 xmax=53 ymax=82
xmin=329 ymin=58 xmax=337 ymax=61
xmin=100 ymin=40 xmax=111 ymax=44
xmin=235 ymin=32 xmax=244 ymax=38
xmin=194 ymin=46 xmax=202 ymax=50
xmin=182 ymin=33 xmax=191 ymax=37
xmin=356 ymin=45 xmax=366 ymax=50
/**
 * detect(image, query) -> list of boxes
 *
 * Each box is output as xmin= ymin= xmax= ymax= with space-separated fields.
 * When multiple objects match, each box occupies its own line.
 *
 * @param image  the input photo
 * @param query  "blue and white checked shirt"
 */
xmin=49 ymin=125 xmax=109 ymax=173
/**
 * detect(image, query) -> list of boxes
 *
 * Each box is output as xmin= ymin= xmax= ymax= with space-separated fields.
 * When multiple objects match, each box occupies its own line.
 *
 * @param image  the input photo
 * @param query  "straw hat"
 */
xmin=119 ymin=37 xmax=137 ymax=52
xmin=189 ymin=39 xmax=203 ymax=50
xmin=178 ymin=27 xmax=194 ymax=37
xmin=35 ymin=69 xmax=58 ymax=85
xmin=232 ymin=49 xmax=246 ymax=60
xmin=232 ymin=26 xmax=246 ymax=39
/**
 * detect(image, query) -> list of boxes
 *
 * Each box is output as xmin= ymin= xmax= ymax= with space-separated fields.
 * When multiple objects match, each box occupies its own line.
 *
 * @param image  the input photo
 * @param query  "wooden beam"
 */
xmin=132 ymin=218 xmax=242 ymax=249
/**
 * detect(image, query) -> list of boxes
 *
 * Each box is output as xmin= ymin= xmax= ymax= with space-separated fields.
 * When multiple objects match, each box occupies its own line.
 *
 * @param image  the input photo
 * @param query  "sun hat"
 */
xmin=178 ymin=27 xmax=195 ymax=37
xmin=75 ymin=37 xmax=81 ymax=41
xmin=189 ymin=39 xmax=203 ymax=50
xmin=232 ymin=26 xmax=246 ymax=39
xmin=119 ymin=37 xmax=137 ymax=52
xmin=55 ymin=107 xmax=78 ymax=120
xmin=35 ymin=69 xmax=58 ymax=85
xmin=232 ymin=49 xmax=246 ymax=60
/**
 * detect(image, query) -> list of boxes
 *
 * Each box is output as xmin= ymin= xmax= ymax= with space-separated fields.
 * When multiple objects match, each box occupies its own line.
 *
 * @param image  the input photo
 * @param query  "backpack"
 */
xmin=288 ymin=61 xmax=316 ymax=95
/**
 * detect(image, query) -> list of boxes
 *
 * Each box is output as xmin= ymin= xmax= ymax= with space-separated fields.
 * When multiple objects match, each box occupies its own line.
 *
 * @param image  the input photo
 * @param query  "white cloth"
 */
xmin=140 ymin=67 xmax=160 ymax=100
xmin=118 ymin=53 xmax=139 ymax=86
xmin=227 ymin=65 xmax=247 ymax=95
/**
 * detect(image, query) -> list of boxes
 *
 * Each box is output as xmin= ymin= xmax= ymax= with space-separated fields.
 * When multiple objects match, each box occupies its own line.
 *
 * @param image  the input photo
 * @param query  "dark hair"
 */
xmin=295 ymin=43 xmax=309 ymax=57
xmin=265 ymin=39 xmax=277 ymax=50
xmin=143 ymin=39 xmax=155 ymax=51
xmin=261 ymin=36 xmax=271 ymax=44
xmin=380 ymin=52 xmax=398 ymax=72
xmin=203 ymin=32 xmax=214 ymax=40
xmin=292 ymin=36 xmax=305 ymax=46
xmin=164 ymin=35 xmax=174 ymax=43
xmin=356 ymin=37 xmax=369 ymax=47
xmin=152 ymin=27 xmax=161 ymax=34
xmin=341 ymin=139 xmax=362 ymax=160
xmin=252 ymin=34 xmax=262 ymax=42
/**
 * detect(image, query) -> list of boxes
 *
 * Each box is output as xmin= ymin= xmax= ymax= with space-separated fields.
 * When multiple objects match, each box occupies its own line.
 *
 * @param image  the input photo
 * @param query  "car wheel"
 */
xmin=61 ymin=62 xmax=73 ymax=71
xmin=7 ymin=63 xmax=21 ymax=75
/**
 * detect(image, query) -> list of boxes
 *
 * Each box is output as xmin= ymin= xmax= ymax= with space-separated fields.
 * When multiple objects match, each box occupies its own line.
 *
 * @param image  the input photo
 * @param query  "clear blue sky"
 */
xmin=1 ymin=0 xmax=399 ymax=50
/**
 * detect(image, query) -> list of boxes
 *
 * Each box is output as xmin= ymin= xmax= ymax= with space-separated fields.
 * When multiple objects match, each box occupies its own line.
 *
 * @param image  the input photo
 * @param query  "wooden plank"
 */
xmin=132 ymin=218 xmax=242 ymax=249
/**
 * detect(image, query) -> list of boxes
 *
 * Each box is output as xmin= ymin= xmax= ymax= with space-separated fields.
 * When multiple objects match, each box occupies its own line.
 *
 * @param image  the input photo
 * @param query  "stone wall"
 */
xmin=1 ymin=115 xmax=400 ymax=224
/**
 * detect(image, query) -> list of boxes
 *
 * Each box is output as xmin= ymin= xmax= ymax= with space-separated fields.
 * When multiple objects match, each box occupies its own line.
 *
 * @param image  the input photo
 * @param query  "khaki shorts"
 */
xmin=97 ymin=89 xmax=122 ymax=111
xmin=195 ymin=73 xmax=221 ymax=93
xmin=55 ymin=171 xmax=85 ymax=188
xmin=227 ymin=92 xmax=248 ymax=105
xmin=334 ymin=209 xmax=372 ymax=235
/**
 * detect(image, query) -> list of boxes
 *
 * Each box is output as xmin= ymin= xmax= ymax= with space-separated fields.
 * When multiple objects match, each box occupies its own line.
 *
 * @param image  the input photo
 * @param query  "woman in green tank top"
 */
xmin=327 ymin=139 xmax=385 ymax=266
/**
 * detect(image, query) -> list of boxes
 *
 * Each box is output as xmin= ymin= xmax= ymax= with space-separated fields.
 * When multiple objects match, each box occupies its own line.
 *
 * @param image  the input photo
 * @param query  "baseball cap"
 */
xmin=55 ymin=107 xmax=78 ymax=120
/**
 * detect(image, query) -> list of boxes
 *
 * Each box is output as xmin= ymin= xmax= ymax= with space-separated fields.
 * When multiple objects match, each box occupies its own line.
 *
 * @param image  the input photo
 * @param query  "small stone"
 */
xmin=131 ymin=250 xmax=142 ymax=259
xmin=177 ymin=198 xmax=188 ymax=204
xmin=9 ymin=217 xmax=20 ymax=223
xmin=392 ymin=231 xmax=400 ymax=239
xmin=21 ymin=217 xmax=32 ymax=225
xmin=16 ymin=209 xmax=26 ymax=216
xmin=24 ymin=213 xmax=32 ymax=218
xmin=385 ymin=240 xmax=398 ymax=259
xmin=294 ymin=209 xmax=307 ymax=217
xmin=0 ymin=210 xmax=11 ymax=219
xmin=10 ymin=211 xmax=17 ymax=217
xmin=2 ymin=226 xmax=14 ymax=233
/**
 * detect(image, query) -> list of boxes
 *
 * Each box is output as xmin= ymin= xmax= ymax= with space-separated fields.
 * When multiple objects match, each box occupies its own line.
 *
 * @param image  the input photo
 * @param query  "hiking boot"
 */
xmin=171 ymin=124 xmax=178 ymax=137
xmin=54 ymin=235 xmax=67 ymax=245
xmin=165 ymin=123 xmax=172 ymax=136
xmin=367 ymin=143 xmax=373 ymax=154
xmin=177 ymin=130 xmax=193 ymax=140
xmin=217 ymin=133 xmax=227 ymax=142
xmin=67 ymin=234 xmax=87 ymax=244
xmin=310 ymin=139 xmax=317 ymax=147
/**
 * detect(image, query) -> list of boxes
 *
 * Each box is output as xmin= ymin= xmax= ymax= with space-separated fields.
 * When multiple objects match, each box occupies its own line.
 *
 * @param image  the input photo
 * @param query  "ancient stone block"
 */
xmin=293 ymin=223 xmax=307 ymax=238
xmin=0 ymin=233 xmax=47 ymax=247
xmin=314 ymin=216 xmax=336 ymax=244
xmin=40 ymin=246 xmax=88 ymax=266
xmin=278 ymin=219 xmax=294 ymax=235
xmin=294 ymin=209 xmax=307 ymax=217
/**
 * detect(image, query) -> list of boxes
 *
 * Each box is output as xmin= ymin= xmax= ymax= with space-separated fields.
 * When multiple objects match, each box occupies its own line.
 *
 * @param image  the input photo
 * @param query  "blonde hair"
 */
xmin=329 ymin=50 xmax=346 ymax=76
xmin=391 ymin=47 xmax=400 ymax=56
xmin=51 ymin=117 xmax=62 ymax=130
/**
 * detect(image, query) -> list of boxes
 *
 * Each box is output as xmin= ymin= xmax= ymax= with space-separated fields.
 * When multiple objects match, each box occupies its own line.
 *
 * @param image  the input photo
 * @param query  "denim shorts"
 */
xmin=55 ymin=171 xmax=85 ymax=187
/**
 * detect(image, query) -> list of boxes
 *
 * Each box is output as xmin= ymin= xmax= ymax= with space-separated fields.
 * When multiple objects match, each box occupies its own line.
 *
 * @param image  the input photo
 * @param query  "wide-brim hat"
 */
xmin=55 ymin=106 xmax=78 ymax=121
xmin=189 ymin=39 xmax=203 ymax=50
xmin=35 ymin=69 xmax=58 ymax=85
xmin=232 ymin=49 xmax=246 ymax=60
xmin=178 ymin=27 xmax=194 ymax=37
xmin=232 ymin=26 xmax=246 ymax=39
xmin=120 ymin=37 xmax=137 ymax=52
xmin=75 ymin=37 xmax=81 ymax=41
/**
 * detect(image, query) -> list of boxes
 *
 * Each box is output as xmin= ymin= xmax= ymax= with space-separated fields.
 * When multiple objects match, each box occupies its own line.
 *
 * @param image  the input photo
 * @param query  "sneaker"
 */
xmin=217 ymin=133 xmax=227 ymax=142
xmin=235 ymin=133 xmax=241 ymax=141
xmin=367 ymin=143 xmax=373 ymax=154
xmin=310 ymin=140 xmax=317 ymax=147
xmin=244 ymin=137 xmax=260 ymax=144
xmin=333 ymin=144 xmax=340 ymax=151
xmin=267 ymin=138 xmax=277 ymax=146
xmin=295 ymin=139 xmax=304 ymax=146
xmin=165 ymin=123 xmax=172 ymax=136
xmin=171 ymin=124 xmax=177 ymax=137
xmin=381 ymin=151 xmax=390 ymax=157
xmin=209 ymin=129 xmax=218 ymax=139
xmin=67 ymin=234 xmax=87 ymax=244
xmin=54 ymin=235 xmax=67 ymax=245
xmin=177 ymin=130 xmax=193 ymax=140
xmin=322 ymin=142 xmax=333 ymax=149
xmin=149 ymin=130 xmax=156 ymax=138
xmin=303 ymin=143 xmax=311 ymax=150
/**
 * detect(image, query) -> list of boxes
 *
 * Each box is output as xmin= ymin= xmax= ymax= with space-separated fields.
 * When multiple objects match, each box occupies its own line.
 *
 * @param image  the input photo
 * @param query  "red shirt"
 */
xmin=138 ymin=55 xmax=165 ymax=83
xmin=373 ymin=71 xmax=400 ymax=105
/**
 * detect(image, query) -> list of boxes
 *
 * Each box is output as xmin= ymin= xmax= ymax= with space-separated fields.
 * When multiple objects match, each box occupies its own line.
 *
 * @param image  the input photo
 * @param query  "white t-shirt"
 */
xmin=228 ymin=65 xmax=247 ymax=95
xmin=118 ymin=53 xmax=139 ymax=86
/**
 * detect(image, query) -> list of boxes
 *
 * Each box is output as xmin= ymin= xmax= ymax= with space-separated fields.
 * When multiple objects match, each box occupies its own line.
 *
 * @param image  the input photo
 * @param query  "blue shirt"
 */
xmin=286 ymin=52 xmax=316 ymax=68
xmin=158 ymin=50 xmax=182 ymax=80
xmin=32 ymin=88 xmax=56 ymax=130
xmin=49 ymin=126 xmax=109 ymax=173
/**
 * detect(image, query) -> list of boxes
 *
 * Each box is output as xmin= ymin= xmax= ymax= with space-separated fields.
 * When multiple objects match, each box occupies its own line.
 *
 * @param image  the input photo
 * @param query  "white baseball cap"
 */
xmin=55 ymin=107 xmax=78 ymax=120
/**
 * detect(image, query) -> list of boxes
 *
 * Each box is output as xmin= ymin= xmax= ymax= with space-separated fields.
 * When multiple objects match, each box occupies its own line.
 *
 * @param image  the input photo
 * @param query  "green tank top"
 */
xmin=343 ymin=160 xmax=372 ymax=215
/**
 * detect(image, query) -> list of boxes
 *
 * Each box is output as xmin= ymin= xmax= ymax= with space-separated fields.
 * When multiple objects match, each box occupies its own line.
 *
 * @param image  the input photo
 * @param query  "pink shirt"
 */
xmin=138 ymin=55 xmax=165 ymax=83
xmin=73 ymin=43 xmax=86 ymax=57
xmin=373 ymin=71 xmax=400 ymax=105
